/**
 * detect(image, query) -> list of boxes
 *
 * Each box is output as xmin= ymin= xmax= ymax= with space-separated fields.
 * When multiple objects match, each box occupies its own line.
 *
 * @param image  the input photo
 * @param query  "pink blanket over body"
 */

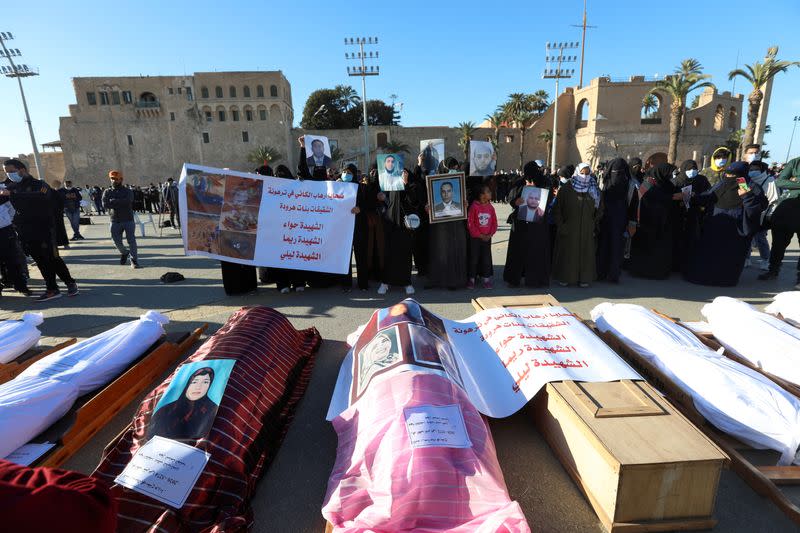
xmin=322 ymin=371 xmax=530 ymax=532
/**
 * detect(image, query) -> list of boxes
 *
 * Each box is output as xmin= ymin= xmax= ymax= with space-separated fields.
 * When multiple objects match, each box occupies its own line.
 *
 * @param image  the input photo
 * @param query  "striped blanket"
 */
xmin=93 ymin=306 xmax=321 ymax=532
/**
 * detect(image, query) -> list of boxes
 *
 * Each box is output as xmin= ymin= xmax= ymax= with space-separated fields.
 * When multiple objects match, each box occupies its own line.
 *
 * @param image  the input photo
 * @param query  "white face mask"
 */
xmin=341 ymin=172 xmax=353 ymax=182
xmin=748 ymin=170 xmax=763 ymax=179
xmin=6 ymin=172 xmax=22 ymax=183
xmin=714 ymin=158 xmax=728 ymax=168
xmin=685 ymin=169 xmax=698 ymax=179
xmin=745 ymin=153 xmax=761 ymax=163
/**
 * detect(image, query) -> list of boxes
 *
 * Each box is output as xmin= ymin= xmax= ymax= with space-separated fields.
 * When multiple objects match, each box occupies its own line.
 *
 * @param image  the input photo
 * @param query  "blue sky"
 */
xmin=2 ymin=0 xmax=800 ymax=162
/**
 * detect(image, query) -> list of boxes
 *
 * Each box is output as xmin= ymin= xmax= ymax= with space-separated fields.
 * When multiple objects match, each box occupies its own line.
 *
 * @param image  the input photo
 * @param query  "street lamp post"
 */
xmin=786 ymin=116 xmax=800 ymax=163
xmin=345 ymin=37 xmax=379 ymax=171
xmin=543 ymin=41 xmax=578 ymax=173
xmin=0 ymin=32 xmax=42 ymax=179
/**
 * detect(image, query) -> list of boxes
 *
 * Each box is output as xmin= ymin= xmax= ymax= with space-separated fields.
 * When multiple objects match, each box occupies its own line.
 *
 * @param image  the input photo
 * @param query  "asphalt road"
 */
xmin=5 ymin=206 xmax=798 ymax=532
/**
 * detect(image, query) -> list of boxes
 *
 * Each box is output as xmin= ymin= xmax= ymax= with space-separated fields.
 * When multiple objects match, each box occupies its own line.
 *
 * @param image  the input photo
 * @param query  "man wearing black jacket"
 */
xmin=102 ymin=170 xmax=140 ymax=269
xmin=2 ymin=159 xmax=78 ymax=301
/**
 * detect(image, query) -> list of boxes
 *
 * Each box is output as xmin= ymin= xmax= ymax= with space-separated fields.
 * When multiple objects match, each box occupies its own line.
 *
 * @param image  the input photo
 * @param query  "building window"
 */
xmin=201 ymin=86 xmax=209 ymax=99
xmin=242 ymin=131 xmax=249 ymax=143
xmin=168 ymin=87 xmax=174 ymax=95
xmin=269 ymin=85 xmax=278 ymax=97
xmin=170 ymin=112 xmax=175 ymax=121
xmin=377 ymin=132 xmax=388 ymax=147
xmin=218 ymin=109 xmax=226 ymax=121
xmin=99 ymin=91 xmax=109 ymax=105
xmin=243 ymin=85 xmax=251 ymax=98
xmin=505 ymin=134 xmax=514 ymax=143
xmin=127 ymin=135 xmax=133 ymax=146
xmin=186 ymin=87 xmax=193 ymax=101
xmin=256 ymin=85 xmax=264 ymax=98
xmin=122 ymin=91 xmax=132 ymax=104
xmin=576 ymin=99 xmax=589 ymax=128
xmin=215 ymin=86 xmax=223 ymax=98
xmin=245 ymin=109 xmax=253 ymax=121
xmin=692 ymin=117 xmax=701 ymax=128
xmin=202 ymin=132 xmax=210 ymax=144
xmin=713 ymin=104 xmax=724 ymax=131
xmin=177 ymin=87 xmax=182 ymax=94
xmin=259 ymin=109 xmax=267 ymax=120
xmin=640 ymin=93 xmax=662 ymax=124
xmin=232 ymin=109 xmax=240 ymax=121
xmin=86 ymin=92 xmax=97 ymax=105
xmin=229 ymin=86 xmax=237 ymax=98
xmin=205 ymin=111 xmax=212 ymax=122
xmin=111 ymin=91 xmax=120 ymax=105
xmin=728 ymin=107 xmax=738 ymax=131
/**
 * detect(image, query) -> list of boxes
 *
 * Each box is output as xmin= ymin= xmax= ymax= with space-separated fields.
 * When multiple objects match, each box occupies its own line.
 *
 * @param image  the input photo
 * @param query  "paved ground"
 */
xmin=5 ymin=206 xmax=799 ymax=532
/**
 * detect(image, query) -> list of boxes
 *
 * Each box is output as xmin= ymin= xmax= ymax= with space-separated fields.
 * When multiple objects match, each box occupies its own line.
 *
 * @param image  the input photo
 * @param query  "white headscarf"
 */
xmin=571 ymin=162 xmax=600 ymax=208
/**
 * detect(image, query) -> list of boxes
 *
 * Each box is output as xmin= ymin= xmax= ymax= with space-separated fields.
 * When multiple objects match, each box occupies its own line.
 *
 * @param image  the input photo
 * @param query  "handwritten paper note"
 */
xmin=404 ymin=404 xmax=472 ymax=449
xmin=3 ymin=442 xmax=55 ymax=466
xmin=115 ymin=436 xmax=210 ymax=509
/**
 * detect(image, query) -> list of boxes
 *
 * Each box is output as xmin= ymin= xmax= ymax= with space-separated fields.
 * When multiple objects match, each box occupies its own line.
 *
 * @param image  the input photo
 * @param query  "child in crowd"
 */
xmin=467 ymin=185 xmax=498 ymax=289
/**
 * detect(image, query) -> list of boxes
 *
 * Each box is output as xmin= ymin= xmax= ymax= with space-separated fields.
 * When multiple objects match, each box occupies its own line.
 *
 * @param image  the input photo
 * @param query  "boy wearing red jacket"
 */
xmin=467 ymin=185 xmax=498 ymax=289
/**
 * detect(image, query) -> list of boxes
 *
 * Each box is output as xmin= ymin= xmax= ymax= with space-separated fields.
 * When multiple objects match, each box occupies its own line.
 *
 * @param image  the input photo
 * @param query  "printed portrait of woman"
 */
xmin=355 ymin=327 xmax=403 ymax=398
xmin=147 ymin=366 xmax=221 ymax=441
xmin=377 ymin=300 xmax=425 ymax=330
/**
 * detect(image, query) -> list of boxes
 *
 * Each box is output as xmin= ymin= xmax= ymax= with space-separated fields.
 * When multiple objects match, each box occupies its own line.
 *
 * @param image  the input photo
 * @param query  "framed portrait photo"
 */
xmin=426 ymin=173 xmax=467 ymax=224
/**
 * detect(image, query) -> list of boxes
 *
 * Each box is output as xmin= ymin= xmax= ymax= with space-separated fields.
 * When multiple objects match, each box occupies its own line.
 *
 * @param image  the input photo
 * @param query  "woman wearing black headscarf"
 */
xmin=377 ymin=168 xmax=421 ymax=295
xmin=339 ymin=163 xmax=370 ymax=292
xmin=425 ymin=157 xmax=468 ymax=289
xmin=672 ymin=159 xmax=710 ymax=272
xmin=628 ymin=163 xmax=677 ymax=279
xmin=147 ymin=367 xmax=218 ymax=441
xmin=684 ymin=162 xmax=767 ymax=286
xmin=596 ymin=158 xmax=632 ymax=283
xmin=503 ymin=161 xmax=551 ymax=287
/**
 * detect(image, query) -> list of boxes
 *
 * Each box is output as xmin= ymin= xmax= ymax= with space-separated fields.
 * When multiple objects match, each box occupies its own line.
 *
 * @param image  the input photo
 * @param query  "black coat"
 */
xmin=8 ymin=176 xmax=56 ymax=243
xmin=629 ymin=180 xmax=676 ymax=279
xmin=503 ymin=180 xmax=551 ymax=287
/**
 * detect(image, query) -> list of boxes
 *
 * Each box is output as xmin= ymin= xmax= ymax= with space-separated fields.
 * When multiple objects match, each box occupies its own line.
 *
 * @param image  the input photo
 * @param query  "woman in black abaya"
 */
xmin=628 ymin=163 xmax=677 ymax=279
xmin=426 ymin=157 xmax=468 ymax=289
xmin=147 ymin=367 xmax=218 ymax=441
xmin=596 ymin=158 xmax=632 ymax=283
xmin=672 ymin=159 xmax=710 ymax=272
xmin=378 ymin=168 xmax=420 ymax=295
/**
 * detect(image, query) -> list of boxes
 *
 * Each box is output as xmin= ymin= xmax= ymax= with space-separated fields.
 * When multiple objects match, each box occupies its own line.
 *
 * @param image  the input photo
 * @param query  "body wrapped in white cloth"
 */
xmin=0 ymin=313 xmax=43 ymax=364
xmin=591 ymin=303 xmax=800 ymax=465
xmin=701 ymin=297 xmax=800 ymax=387
xmin=766 ymin=291 xmax=800 ymax=327
xmin=0 ymin=311 xmax=168 ymax=459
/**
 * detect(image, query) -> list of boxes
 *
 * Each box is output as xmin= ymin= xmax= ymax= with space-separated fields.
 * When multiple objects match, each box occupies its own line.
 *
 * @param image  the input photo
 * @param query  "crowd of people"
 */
xmin=222 ymin=136 xmax=800 ymax=296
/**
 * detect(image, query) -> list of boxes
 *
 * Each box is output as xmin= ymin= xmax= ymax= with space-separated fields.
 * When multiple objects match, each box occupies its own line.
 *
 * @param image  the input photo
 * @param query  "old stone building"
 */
xmin=59 ymin=71 xmax=746 ymax=184
xmin=59 ymin=71 xmax=293 ymax=185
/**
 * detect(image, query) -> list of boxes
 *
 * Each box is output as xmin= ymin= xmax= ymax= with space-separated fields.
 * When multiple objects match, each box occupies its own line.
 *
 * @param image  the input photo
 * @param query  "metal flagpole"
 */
xmin=544 ymin=41 xmax=578 ymax=173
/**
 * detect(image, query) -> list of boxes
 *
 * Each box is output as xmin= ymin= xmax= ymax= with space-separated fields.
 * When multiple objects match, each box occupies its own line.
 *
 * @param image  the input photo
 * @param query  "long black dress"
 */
xmin=503 ymin=179 xmax=551 ymax=287
xmin=596 ymin=158 xmax=631 ymax=282
xmin=628 ymin=175 xmax=676 ymax=280
xmin=684 ymin=180 xmax=767 ymax=286
xmin=381 ymin=180 xmax=420 ymax=287
xmin=672 ymin=162 xmax=711 ymax=273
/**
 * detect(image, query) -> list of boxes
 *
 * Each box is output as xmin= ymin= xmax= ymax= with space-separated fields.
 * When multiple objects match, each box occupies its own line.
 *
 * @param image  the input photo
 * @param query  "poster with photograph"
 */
xmin=377 ymin=153 xmax=405 ymax=191
xmin=516 ymin=186 xmax=549 ymax=223
xmin=426 ymin=173 xmax=467 ymax=224
xmin=420 ymin=139 xmax=444 ymax=175
xmin=304 ymin=134 xmax=333 ymax=169
xmin=180 ymin=163 xmax=357 ymax=273
xmin=469 ymin=140 xmax=496 ymax=177
xmin=146 ymin=359 xmax=236 ymax=441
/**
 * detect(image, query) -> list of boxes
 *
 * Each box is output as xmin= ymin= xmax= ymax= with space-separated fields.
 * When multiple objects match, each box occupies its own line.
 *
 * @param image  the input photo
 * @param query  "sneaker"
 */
xmin=76 ymin=234 xmax=85 ymax=240
xmin=579 ymin=282 xmax=590 ymax=288
xmin=759 ymin=260 xmax=770 ymax=272
xmin=466 ymin=278 xmax=475 ymax=290
xmin=66 ymin=283 xmax=79 ymax=297
xmin=558 ymin=281 xmax=569 ymax=287
xmin=758 ymin=271 xmax=778 ymax=281
xmin=405 ymin=285 xmax=415 ymax=295
xmin=279 ymin=287 xmax=290 ymax=294
xmin=18 ymin=288 xmax=33 ymax=297
xmin=377 ymin=283 xmax=389 ymax=295
xmin=483 ymin=278 xmax=493 ymax=290
xmin=36 ymin=290 xmax=62 ymax=302
xmin=744 ymin=258 xmax=752 ymax=268
xmin=130 ymin=260 xmax=141 ymax=269
xmin=70 ymin=235 xmax=80 ymax=241
xmin=294 ymin=286 xmax=305 ymax=293
xmin=120 ymin=251 xmax=129 ymax=265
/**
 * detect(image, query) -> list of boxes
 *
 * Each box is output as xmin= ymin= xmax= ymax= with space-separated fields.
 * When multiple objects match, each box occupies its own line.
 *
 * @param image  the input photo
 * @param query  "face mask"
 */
xmin=748 ymin=170 xmax=763 ymax=179
xmin=341 ymin=172 xmax=353 ymax=182
xmin=685 ymin=169 xmax=698 ymax=179
xmin=6 ymin=172 xmax=22 ymax=183
xmin=715 ymin=158 xmax=728 ymax=168
xmin=745 ymin=153 xmax=760 ymax=163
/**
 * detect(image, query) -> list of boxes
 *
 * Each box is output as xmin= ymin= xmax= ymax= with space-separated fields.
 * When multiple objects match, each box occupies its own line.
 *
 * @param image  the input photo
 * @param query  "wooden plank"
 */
xmin=608 ymin=517 xmax=717 ymax=533
xmin=38 ymin=325 xmax=207 ymax=468
xmin=757 ymin=466 xmax=800 ymax=485
xmin=472 ymin=293 xmax=560 ymax=312
xmin=0 ymin=339 xmax=77 ymax=384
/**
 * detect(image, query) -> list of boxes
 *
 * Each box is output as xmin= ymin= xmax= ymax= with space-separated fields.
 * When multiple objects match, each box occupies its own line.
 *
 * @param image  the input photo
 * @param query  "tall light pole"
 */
xmin=0 ymin=32 xmax=42 ymax=179
xmin=345 ymin=37 xmax=379 ymax=171
xmin=786 ymin=116 xmax=800 ymax=163
xmin=543 ymin=41 xmax=577 ymax=173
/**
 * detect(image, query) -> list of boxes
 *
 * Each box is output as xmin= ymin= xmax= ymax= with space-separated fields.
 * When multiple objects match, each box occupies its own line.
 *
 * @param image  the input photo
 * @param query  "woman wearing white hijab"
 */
xmin=552 ymin=163 xmax=601 ymax=287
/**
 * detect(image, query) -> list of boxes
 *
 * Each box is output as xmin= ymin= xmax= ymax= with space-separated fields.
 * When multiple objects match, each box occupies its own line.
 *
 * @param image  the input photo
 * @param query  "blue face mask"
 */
xmin=6 ymin=172 xmax=22 ymax=183
xmin=685 ymin=169 xmax=698 ymax=179
xmin=448 ymin=169 xmax=459 ymax=174
xmin=341 ymin=172 xmax=353 ymax=182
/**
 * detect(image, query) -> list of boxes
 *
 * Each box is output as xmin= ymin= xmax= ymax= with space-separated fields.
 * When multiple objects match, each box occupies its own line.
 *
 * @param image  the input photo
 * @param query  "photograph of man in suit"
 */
xmin=517 ymin=186 xmax=546 ymax=222
xmin=306 ymin=138 xmax=332 ymax=168
xmin=433 ymin=181 xmax=462 ymax=217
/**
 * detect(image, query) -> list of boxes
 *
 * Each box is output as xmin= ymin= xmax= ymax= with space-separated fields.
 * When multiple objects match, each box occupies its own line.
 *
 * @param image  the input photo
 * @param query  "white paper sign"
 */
xmin=3 ymin=442 xmax=55 ymax=466
xmin=404 ymin=404 xmax=472 ymax=449
xmin=179 ymin=164 xmax=357 ymax=274
xmin=115 ymin=436 xmax=210 ymax=509
xmin=681 ymin=185 xmax=692 ymax=209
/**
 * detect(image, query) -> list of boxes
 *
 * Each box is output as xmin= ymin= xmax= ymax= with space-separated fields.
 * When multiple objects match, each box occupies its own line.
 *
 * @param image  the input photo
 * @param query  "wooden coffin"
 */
xmin=472 ymin=295 xmax=728 ymax=532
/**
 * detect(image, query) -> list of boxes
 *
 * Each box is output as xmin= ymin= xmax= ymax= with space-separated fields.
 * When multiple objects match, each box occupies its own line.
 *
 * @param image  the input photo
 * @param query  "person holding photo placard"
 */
xmin=425 ymin=158 xmax=468 ymax=289
xmin=377 ymin=168 xmax=421 ymax=295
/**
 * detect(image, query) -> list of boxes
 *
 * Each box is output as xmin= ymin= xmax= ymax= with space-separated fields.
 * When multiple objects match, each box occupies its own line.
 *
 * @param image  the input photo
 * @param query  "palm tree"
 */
xmin=727 ymin=129 xmax=745 ymax=159
xmin=651 ymin=58 xmax=715 ymax=164
xmin=380 ymin=140 xmax=411 ymax=155
xmin=457 ymin=121 xmax=477 ymax=164
xmin=689 ymin=94 xmax=701 ymax=109
xmin=485 ymin=110 xmax=508 ymax=155
xmin=247 ymin=145 xmax=282 ymax=166
xmin=537 ymin=130 xmax=554 ymax=168
xmin=729 ymin=46 xmax=799 ymax=149
xmin=333 ymin=84 xmax=361 ymax=111
xmin=502 ymin=93 xmax=540 ymax=169
xmin=530 ymin=90 xmax=551 ymax=116
xmin=642 ymin=94 xmax=659 ymax=117
xmin=331 ymin=147 xmax=343 ymax=165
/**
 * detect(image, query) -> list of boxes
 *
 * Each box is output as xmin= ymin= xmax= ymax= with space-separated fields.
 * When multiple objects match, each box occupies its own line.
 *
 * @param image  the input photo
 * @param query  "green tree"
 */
xmin=333 ymin=85 xmax=361 ymax=112
xmin=247 ymin=145 xmax=283 ymax=166
xmin=727 ymin=129 xmax=745 ymax=159
xmin=729 ymin=46 xmax=799 ymax=149
xmin=537 ymin=129 xmax=554 ymax=168
xmin=501 ymin=93 xmax=541 ymax=169
xmin=651 ymin=58 xmax=715 ymax=164
xmin=300 ymin=88 xmax=344 ymax=129
xmin=485 ymin=110 xmax=508 ymax=154
xmin=345 ymin=100 xmax=395 ymax=126
xmin=457 ymin=121 xmax=477 ymax=164
xmin=642 ymin=94 xmax=659 ymax=117
xmin=380 ymin=140 xmax=411 ymax=154
xmin=689 ymin=94 xmax=701 ymax=109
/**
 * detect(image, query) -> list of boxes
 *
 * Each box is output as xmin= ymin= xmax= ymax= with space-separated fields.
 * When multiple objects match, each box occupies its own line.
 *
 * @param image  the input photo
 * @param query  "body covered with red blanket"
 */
xmin=94 ymin=306 xmax=321 ymax=532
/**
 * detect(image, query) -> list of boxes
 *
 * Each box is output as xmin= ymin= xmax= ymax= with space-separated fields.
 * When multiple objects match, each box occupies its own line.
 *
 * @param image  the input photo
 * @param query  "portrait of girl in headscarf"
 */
xmin=147 ymin=366 xmax=219 ymax=441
